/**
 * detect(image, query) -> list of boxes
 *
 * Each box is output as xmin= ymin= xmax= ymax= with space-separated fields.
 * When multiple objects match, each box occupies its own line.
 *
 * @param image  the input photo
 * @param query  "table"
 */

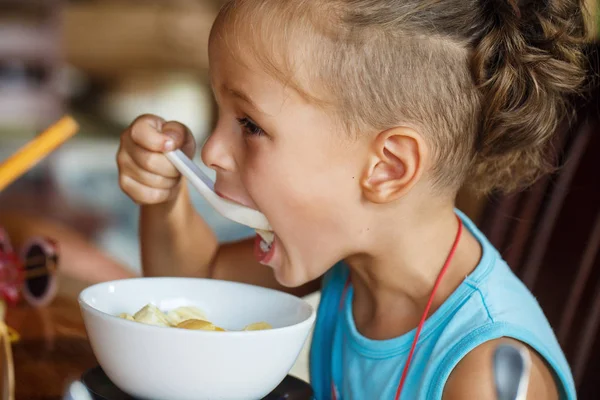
xmin=6 ymin=275 xmax=96 ymax=400
xmin=4 ymin=272 xmax=315 ymax=399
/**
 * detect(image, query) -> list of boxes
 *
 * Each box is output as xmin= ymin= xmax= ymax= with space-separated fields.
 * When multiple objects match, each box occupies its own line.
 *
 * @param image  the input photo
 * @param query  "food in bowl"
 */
xmin=243 ymin=321 xmax=273 ymax=331
xmin=79 ymin=277 xmax=316 ymax=400
xmin=177 ymin=319 xmax=225 ymax=331
xmin=119 ymin=303 xmax=272 ymax=331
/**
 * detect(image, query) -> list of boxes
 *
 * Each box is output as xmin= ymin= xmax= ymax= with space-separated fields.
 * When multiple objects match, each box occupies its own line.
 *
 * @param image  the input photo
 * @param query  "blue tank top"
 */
xmin=309 ymin=210 xmax=575 ymax=399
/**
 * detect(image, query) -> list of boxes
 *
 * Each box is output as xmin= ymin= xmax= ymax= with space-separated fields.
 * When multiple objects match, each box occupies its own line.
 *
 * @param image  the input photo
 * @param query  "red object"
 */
xmin=0 ymin=226 xmax=59 ymax=307
xmin=0 ymin=253 xmax=23 ymax=306
xmin=331 ymin=215 xmax=463 ymax=400
xmin=0 ymin=227 xmax=23 ymax=305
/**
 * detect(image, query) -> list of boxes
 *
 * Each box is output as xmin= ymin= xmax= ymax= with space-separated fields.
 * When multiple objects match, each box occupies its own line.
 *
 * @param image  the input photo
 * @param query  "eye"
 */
xmin=237 ymin=117 xmax=265 ymax=137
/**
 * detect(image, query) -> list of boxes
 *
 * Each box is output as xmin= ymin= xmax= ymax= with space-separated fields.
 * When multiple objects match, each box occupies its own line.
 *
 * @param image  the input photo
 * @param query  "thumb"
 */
xmin=161 ymin=121 xmax=197 ymax=158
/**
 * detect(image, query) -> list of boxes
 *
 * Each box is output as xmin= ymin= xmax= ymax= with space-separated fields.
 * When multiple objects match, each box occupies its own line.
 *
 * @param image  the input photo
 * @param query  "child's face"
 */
xmin=203 ymin=36 xmax=370 ymax=287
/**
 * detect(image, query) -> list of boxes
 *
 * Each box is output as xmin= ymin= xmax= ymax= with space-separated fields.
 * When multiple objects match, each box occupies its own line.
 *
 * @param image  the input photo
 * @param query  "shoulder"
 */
xmin=442 ymin=338 xmax=559 ymax=400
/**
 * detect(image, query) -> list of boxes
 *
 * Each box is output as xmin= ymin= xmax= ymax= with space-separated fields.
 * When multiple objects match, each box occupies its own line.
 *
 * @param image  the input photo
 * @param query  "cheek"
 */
xmin=244 ymin=149 xmax=357 ymax=242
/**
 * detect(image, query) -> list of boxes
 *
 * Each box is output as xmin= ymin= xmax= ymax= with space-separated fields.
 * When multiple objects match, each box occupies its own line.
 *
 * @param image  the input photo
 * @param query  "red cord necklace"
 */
xmin=331 ymin=215 xmax=463 ymax=400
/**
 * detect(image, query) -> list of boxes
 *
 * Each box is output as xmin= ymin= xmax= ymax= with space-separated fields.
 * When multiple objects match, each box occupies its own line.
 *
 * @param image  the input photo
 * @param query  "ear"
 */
xmin=360 ymin=127 xmax=427 ymax=204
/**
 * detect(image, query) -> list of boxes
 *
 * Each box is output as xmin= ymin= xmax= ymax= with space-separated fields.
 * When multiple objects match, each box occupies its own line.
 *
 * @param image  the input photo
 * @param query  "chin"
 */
xmin=273 ymin=262 xmax=310 ymax=288
xmin=274 ymin=271 xmax=303 ymax=288
xmin=273 ymin=260 xmax=326 ymax=289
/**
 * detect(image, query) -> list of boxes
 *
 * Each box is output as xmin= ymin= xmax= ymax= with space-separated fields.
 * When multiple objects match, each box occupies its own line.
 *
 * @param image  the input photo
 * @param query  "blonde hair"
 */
xmin=214 ymin=0 xmax=588 ymax=193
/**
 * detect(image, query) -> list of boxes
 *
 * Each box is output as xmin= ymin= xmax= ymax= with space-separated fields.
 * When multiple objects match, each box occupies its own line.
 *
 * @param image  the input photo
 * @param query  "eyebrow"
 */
xmin=224 ymin=85 xmax=265 ymax=115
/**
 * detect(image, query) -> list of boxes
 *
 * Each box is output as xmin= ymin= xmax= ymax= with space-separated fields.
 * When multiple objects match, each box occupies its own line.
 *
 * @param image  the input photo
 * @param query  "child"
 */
xmin=116 ymin=0 xmax=587 ymax=398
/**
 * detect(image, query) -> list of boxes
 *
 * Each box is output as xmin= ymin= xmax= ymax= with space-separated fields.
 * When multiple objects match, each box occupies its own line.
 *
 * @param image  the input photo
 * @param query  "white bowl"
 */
xmin=78 ymin=277 xmax=316 ymax=400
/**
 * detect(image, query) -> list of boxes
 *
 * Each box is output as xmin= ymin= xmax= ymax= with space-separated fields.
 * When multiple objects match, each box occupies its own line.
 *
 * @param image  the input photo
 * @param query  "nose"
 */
xmin=201 ymin=119 xmax=238 ymax=173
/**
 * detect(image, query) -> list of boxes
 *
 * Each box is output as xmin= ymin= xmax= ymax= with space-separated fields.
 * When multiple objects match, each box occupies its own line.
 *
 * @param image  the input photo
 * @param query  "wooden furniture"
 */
xmin=5 ymin=275 xmax=96 ymax=399
xmin=63 ymin=0 xmax=221 ymax=81
xmin=478 ymin=43 xmax=600 ymax=399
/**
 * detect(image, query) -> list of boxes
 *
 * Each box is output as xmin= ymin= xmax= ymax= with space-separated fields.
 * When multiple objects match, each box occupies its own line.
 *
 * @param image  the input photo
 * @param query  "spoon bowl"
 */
xmin=165 ymin=150 xmax=271 ymax=231
xmin=493 ymin=343 xmax=532 ymax=400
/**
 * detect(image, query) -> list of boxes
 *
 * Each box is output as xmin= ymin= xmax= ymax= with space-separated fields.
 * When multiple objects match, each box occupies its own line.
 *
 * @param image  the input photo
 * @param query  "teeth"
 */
xmin=259 ymin=239 xmax=272 ymax=253
xmin=256 ymin=229 xmax=274 ymax=254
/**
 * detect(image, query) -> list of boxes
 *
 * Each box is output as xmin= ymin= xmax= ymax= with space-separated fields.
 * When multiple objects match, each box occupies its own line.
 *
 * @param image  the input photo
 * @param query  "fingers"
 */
xmin=118 ymin=175 xmax=176 ymax=205
xmin=162 ymin=121 xmax=197 ymax=157
xmin=128 ymin=115 xmax=196 ymax=155
xmin=129 ymin=114 xmax=168 ymax=152
xmin=117 ymin=114 xmax=198 ymax=205
xmin=119 ymin=138 xmax=180 ymax=178
xmin=117 ymin=151 xmax=179 ymax=188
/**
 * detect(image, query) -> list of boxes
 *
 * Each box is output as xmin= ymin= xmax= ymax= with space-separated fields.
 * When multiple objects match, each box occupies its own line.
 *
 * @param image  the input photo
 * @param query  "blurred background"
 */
xmin=0 ymin=0 xmax=253 ymax=274
xmin=0 ymin=0 xmax=599 ymax=391
xmin=0 ymin=0 xmax=597 ymax=279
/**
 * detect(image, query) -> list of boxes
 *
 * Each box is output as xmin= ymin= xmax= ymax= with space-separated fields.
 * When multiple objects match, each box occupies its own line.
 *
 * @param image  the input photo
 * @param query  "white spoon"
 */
xmin=62 ymin=381 xmax=93 ymax=400
xmin=165 ymin=150 xmax=272 ymax=234
xmin=493 ymin=343 xmax=532 ymax=400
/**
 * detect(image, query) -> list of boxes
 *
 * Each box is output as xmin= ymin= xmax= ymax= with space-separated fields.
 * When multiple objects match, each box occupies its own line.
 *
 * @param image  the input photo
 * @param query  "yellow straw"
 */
xmin=0 ymin=116 xmax=79 ymax=192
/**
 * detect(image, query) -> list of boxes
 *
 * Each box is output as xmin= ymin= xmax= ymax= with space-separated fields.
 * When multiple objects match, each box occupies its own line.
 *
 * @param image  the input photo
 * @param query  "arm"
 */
xmin=0 ymin=211 xmax=135 ymax=283
xmin=120 ymin=115 xmax=320 ymax=298
xmin=140 ymin=180 xmax=319 ymax=297
xmin=443 ymin=338 xmax=559 ymax=400
xmin=140 ymin=183 xmax=217 ymax=278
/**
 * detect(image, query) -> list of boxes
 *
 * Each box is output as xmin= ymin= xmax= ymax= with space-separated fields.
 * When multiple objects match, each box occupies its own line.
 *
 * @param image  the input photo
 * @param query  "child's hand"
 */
xmin=117 ymin=114 xmax=196 ymax=205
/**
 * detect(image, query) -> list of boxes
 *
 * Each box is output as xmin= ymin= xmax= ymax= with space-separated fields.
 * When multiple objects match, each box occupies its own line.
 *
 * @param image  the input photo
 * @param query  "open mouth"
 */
xmin=254 ymin=230 xmax=276 ymax=264
xmin=213 ymin=190 xmax=276 ymax=261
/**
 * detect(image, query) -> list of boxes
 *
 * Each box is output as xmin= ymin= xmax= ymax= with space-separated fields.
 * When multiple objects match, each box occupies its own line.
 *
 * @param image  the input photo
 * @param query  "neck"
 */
xmin=345 ymin=203 xmax=481 ymax=339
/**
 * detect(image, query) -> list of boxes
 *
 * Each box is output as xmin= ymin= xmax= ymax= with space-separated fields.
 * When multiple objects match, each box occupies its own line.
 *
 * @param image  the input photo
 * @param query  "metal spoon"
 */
xmin=165 ymin=149 xmax=272 ymax=231
xmin=493 ymin=343 xmax=532 ymax=400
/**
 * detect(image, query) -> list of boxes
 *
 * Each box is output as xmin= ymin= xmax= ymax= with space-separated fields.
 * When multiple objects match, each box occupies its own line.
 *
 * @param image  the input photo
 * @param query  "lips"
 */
xmin=254 ymin=234 xmax=276 ymax=264
xmin=215 ymin=189 xmax=276 ymax=263
xmin=214 ymin=190 xmax=230 ymax=201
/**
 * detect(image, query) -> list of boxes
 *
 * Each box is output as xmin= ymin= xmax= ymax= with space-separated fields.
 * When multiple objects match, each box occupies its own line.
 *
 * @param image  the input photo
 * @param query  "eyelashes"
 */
xmin=237 ymin=117 xmax=265 ymax=137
